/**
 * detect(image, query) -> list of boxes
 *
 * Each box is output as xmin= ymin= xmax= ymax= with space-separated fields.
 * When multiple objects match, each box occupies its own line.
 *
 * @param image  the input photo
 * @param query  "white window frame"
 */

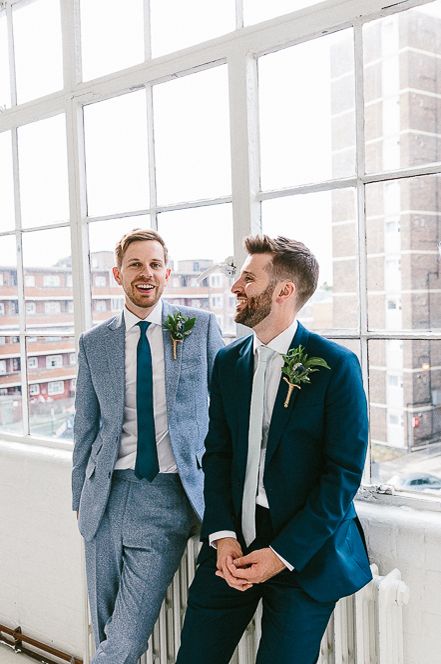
xmin=0 ymin=0 xmax=439 ymax=510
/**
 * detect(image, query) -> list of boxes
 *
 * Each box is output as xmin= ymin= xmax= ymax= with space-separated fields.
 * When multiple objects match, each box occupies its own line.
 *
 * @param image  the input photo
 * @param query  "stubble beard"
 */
xmin=234 ymin=281 xmax=276 ymax=328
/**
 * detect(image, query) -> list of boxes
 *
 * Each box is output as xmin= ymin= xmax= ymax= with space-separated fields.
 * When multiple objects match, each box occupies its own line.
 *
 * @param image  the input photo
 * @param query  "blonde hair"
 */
xmin=114 ymin=229 xmax=168 ymax=268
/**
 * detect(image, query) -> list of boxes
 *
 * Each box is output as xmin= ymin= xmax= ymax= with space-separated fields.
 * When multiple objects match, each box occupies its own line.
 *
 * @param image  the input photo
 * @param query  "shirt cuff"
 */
xmin=270 ymin=546 xmax=294 ymax=571
xmin=209 ymin=531 xmax=237 ymax=548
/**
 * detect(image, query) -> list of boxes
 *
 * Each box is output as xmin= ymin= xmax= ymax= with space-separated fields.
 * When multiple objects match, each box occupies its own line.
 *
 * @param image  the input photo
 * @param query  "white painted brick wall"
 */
xmin=0 ymin=441 xmax=85 ymax=659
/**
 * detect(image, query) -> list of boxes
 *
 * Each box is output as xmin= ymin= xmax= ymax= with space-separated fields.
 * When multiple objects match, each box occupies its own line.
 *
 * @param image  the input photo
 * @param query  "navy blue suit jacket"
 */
xmin=200 ymin=321 xmax=372 ymax=602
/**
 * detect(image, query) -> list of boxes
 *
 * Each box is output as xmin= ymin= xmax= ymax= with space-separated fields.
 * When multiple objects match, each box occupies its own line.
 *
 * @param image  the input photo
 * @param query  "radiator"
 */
xmin=132 ymin=543 xmax=409 ymax=664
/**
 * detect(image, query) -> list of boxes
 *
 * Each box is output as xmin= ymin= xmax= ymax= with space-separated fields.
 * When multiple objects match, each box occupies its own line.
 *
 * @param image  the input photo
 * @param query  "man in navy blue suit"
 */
xmin=177 ymin=235 xmax=371 ymax=664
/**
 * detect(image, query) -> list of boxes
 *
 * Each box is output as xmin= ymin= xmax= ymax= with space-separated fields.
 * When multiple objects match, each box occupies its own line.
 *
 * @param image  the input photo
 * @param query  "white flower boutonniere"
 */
xmin=281 ymin=345 xmax=331 ymax=408
xmin=163 ymin=311 xmax=196 ymax=360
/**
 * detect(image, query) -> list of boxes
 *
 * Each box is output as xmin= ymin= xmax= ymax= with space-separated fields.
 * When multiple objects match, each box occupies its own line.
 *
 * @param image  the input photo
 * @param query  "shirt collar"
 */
xmin=253 ymin=319 xmax=298 ymax=356
xmin=123 ymin=299 xmax=163 ymax=331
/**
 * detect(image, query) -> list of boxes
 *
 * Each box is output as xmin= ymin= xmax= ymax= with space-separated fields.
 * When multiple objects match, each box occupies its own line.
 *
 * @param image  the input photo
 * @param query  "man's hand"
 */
xmin=231 ymin=547 xmax=286 ymax=584
xmin=215 ymin=538 xmax=253 ymax=592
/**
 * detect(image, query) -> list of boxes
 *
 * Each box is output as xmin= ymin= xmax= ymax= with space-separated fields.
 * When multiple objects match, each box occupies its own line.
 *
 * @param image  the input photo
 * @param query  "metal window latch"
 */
xmin=196 ymin=256 xmax=237 ymax=283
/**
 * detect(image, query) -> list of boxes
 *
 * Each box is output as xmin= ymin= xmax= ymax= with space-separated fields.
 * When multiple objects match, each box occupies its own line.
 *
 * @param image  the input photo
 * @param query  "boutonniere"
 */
xmin=281 ymin=345 xmax=331 ymax=408
xmin=163 ymin=311 xmax=196 ymax=360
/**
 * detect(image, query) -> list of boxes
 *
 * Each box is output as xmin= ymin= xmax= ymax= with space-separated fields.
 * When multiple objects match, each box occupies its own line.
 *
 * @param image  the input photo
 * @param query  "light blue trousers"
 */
xmin=85 ymin=470 xmax=198 ymax=664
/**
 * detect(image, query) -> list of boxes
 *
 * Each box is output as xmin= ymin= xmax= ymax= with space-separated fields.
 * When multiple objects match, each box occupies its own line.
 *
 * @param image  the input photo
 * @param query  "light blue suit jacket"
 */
xmin=72 ymin=301 xmax=224 ymax=542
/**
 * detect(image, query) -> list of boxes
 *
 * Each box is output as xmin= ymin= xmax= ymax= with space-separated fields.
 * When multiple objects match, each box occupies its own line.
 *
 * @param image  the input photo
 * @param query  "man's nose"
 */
xmin=139 ymin=264 xmax=154 ymax=278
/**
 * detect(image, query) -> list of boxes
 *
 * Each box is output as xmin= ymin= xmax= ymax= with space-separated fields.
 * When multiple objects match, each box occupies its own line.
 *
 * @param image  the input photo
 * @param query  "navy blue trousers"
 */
xmin=177 ymin=508 xmax=335 ymax=664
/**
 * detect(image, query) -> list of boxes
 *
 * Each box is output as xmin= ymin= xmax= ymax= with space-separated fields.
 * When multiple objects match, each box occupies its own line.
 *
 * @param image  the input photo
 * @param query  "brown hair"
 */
xmin=114 ymin=229 xmax=168 ymax=268
xmin=244 ymin=234 xmax=319 ymax=309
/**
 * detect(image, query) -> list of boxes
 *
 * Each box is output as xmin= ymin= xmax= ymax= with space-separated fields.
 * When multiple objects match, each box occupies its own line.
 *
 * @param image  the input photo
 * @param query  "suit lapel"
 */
xmin=106 ymin=312 xmax=126 ymax=417
xmin=162 ymin=301 xmax=183 ymax=418
xmin=265 ymin=322 xmax=310 ymax=467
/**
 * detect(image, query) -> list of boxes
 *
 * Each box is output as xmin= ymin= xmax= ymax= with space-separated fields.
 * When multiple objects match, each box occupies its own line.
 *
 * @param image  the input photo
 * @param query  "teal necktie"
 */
xmin=135 ymin=321 xmax=159 ymax=481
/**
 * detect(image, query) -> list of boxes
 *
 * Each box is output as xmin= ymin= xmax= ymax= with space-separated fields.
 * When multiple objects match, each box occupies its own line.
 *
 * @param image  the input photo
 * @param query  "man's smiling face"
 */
xmin=112 ymin=240 xmax=171 ymax=317
xmin=231 ymin=253 xmax=277 ymax=329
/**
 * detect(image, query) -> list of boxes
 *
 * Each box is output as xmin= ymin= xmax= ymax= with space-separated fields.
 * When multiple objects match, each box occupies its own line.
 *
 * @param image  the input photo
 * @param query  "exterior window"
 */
xmin=95 ymin=275 xmax=107 ymax=287
xmin=46 ymin=355 xmax=63 ymax=369
xmin=95 ymin=300 xmax=107 ymax=312
xmin=29 ymin=384 xmax=40 ymax=396
xmin=25 ymin=275 xmax=35 ymax=287
xmin=0 ymin=303 xmax=4 ymax=316
xmin=0 ymin=360 xmax=6 ymax=374
xmin=47 ymin=380 xmax=64 ymax=396
xmin=26 ymin=301 xmax=36 ymax=314
xmin=44 ymin=301 xmax=61 ymax=314
xmin=27 ymin=357 xmax=38 ymax=369
xmin=43 ymin=275 xmax=61 ymax=287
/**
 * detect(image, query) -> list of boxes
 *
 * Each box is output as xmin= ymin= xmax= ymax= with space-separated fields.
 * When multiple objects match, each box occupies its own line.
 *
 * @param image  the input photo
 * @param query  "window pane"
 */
xmin=88 ymin=216 xmax=150 ymax=324
xmin=369 ymin=339 xmax=441 ymax=495
xmin=27 ymin=336 xmax=76 ymax=440
xmin=154 ymin=66 xmax=231 ymax=205
xmin=0 ymin=131 xmax=15 ymax=231
xmin=244 ymin=0 xmax=322 ymax=26
xmin=0 ymin=336 xmax=22 ymax=435
xmin=366 ymin=175 xmax=441 ymax=332
xmin=0 ymin=235 xmax=19 ymax=332
xmin=80 ymin=0 xmax=145 ymax=81
xmin=157 ymin=205 xmax=235 ymax=334
xmin=364 ymin=4 xmax=441 ymax=173
xmin=84 ymin=91 xmax=149 ymax=217
xmin=262 ymin=188 xmax=358 ymax=330
xmin=22 ymin=227 xmax=73 ymax=334
xmin=259 ymin=30 xmax=355 ymax=190
xmin=13 ymin=0 xmax=63 ymax=104
xmin=18 ymin=115 xmax=69 ymax=228
xmin=151 ymin=0 xmax=235 ymax=58
xmin=0 ymin=11 xmax=11 ymax=109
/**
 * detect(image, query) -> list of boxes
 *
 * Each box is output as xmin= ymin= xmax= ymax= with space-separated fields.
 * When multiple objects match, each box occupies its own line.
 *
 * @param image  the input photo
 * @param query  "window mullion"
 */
xmin=354 ymin=20 xmax=370 ymax=483
xmin=66 ymin=99 xmax=92 ymax=342
xmin=146 ymin=84 xmax=157 ymax=230
xmin=228 ymin=47 xmax=260 ymax=266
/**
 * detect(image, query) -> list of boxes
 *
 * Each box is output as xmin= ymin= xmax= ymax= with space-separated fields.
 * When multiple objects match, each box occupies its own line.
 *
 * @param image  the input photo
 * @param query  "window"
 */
xmin=43 ymin=275 xmax=61 ymax=287
xmin=0 ymin=360 xmax=6 ymax=374
xmin=0 ymin=0 xmax=440 ymax=500
xmin=95 ymin=300 xmax=107 ymax=312
xmin=27 ymin=357 xmax=38 ymax=369
xmin=26 ymin=302 xmax=36 ymax=315
xmin=46 ymin=355 xmax=63 ymax=369
xmin=44 ymin=301 xmax=61 ymax=314
xmin=29 ymin=383 xmax=40 ymax=396
xmin=47 ymin=380 xmax=64 ymax=396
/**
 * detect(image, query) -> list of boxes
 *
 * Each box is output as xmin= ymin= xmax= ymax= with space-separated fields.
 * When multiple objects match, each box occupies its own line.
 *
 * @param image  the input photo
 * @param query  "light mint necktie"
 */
xmin=242 ymin=345 xmax=273 ymax=547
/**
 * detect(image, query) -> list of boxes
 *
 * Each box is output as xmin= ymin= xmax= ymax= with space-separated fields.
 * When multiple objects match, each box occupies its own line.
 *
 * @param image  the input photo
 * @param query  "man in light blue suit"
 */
xmin=177 ymin=235 xmax=371 ymax=664
xmin=72 ymin=228 xmax=223 ymax=663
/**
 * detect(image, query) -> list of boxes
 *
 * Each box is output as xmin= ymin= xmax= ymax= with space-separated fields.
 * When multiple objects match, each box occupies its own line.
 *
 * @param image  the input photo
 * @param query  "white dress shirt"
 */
xmin=210 ymin=319 xmax=298 ymax=570
xmin=114 ymin=300 xmax=178 ymax=472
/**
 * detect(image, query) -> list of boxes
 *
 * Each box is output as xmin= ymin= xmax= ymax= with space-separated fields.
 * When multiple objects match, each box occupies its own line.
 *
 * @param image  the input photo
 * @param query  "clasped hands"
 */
xmin=215 ymin=537 xmax=286 ymax=591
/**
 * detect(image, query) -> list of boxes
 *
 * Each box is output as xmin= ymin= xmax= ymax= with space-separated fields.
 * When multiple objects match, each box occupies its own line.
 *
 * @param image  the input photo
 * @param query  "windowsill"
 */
xmin=357 ymin=484 xmax=441 ymax=513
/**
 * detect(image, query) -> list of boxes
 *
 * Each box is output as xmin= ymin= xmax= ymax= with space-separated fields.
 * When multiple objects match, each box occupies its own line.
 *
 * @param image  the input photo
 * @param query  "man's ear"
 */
xmin=276 ymin=281 xmax=295 ymax=301
xmin=112 ymin=266 xmax=122 ymax=285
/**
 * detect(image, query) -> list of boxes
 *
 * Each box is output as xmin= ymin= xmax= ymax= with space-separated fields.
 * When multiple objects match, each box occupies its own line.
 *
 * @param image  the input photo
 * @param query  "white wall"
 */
xmin=1 ymin=440 xmax=441 ymax=664
xmin=0 ymin=441 xmax=85 ymax=659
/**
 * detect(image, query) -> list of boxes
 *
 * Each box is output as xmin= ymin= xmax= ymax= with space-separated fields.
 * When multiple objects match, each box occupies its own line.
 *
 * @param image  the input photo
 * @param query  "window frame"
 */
xmin=0 ymin=0 xmax=440 ymax=506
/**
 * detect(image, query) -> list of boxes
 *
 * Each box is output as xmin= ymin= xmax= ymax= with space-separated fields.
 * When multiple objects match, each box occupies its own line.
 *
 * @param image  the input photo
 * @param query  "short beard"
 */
xmin=234 ymin=281 xmax=276 ymax=328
